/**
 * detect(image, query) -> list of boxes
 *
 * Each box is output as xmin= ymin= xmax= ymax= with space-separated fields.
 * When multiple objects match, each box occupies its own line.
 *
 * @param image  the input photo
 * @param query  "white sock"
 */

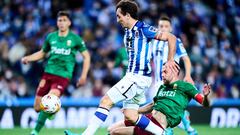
xmin=136 ymin=114 xmax=164 ymax=135
xmin=82 ymin=107 xmax=109 ymax=135
xmin=145 ymin=121 xmax=164 ymax=135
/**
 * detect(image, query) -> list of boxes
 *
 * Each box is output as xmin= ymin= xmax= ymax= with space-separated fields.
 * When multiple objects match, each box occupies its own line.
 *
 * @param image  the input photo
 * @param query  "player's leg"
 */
xmin=108 ymin=120 xmax=126 ymax=133
xmin=110 ymin=127 xmax=134 ymax=135
xmin=122 ymin=98 xmax=164 ymax=134
xmin=31 ymin=74 xmax=69 ymax=135
xmin=181 ymin=110 xmax=198 ymax=135
xmin=31 ymin=77 xmax=50 ymax=135
xmin=65 ymin=75 xmax=134 ymax=135
xmin=64 ymin=94 xmax=115 ymax=135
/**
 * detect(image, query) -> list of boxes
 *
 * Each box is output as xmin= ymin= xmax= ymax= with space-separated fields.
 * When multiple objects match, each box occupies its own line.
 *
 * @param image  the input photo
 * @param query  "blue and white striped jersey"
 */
xmin=124 ymin=21 xmax=158 ymax=76
xmin=151 ymin=38 xmax=187 ymax=82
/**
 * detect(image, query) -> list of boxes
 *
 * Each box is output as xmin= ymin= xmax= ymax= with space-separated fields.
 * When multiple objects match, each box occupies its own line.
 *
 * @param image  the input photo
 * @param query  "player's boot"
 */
xmin=64 ymin=130 xmax=80 ymax=135
xmin=30 ymin=130 xmax=38 ymax=135
xmin=188 ymin=129 xmax=198 ymax=135
xmin=164 ymin=128 xmax=174 ymax=135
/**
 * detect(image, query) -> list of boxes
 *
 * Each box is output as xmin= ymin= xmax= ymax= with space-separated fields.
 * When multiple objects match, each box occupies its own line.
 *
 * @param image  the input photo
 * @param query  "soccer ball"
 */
xmin=40 ymin=94 xmax=61 ymax=114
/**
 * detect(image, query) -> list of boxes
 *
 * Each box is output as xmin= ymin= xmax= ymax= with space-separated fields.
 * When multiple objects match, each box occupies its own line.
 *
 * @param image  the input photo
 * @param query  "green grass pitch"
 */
xmin=0 ymin=125 xmax=239 ymax=135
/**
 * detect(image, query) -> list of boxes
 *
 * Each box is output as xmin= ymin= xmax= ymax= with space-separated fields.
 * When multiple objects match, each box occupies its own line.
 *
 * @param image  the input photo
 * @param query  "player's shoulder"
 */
xmin=46 ymin=31 xmax=58 ymax=38
xmin=69 ymin=31 xmax=83 ymax=40
xmin=175 ymin=80 xmax=194 ymax=89
xmin=143 ymin=22 xmax=157 ymax=32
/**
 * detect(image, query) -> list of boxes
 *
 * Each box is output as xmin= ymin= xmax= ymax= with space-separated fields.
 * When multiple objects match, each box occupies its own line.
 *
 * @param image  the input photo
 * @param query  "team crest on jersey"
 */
xmin=67 ymin=40 xmax=72 ymax=46
xmin=173 ymin=84 xmax=178 ymax=89
xmin=135 ymin=31 xmax=139 ymax=38
xmin=149 ymin=26 xmax=158 ymax=32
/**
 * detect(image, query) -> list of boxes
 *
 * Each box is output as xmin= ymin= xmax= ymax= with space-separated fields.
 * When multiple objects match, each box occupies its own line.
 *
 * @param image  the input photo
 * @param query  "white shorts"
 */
xmin=107 ymin=73 xmax=152 ymax=110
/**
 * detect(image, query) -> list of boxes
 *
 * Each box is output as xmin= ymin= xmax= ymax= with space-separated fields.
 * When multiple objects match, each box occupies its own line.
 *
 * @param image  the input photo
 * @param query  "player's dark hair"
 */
xmin=116 ymin=0 xmax=139 ymax=20
xmin=163 ymin=61 xmax=180 ymax=75
xmin=160 ymin=16 xmax=171 ymax=24
xmin=57 ymin=10 xmax=71 ymax=20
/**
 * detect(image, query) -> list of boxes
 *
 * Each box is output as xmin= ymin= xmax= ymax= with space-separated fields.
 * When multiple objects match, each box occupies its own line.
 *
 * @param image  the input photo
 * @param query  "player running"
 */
xmin=21 ymin=11 xmax=90 ymax=135
xmin=64 ymin=0 xmax=179 ymax=135
xmin=108 ymin=63 xmax=211 ymax=135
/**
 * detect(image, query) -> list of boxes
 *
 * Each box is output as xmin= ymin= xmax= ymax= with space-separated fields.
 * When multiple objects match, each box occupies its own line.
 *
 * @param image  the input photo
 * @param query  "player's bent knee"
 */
xmin=100 ymin=95 xmax=114 ymax=108
xmin=124 ymin=111 xmax=139 ymax=123
xmin=124 ymin=113 xmax=138 ymax=123
xmin=34 ymin=103 xmax=41 ymax=112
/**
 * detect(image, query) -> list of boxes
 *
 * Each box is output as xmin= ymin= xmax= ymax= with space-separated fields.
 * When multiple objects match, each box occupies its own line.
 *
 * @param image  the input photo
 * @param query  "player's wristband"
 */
xmin=195 ymin=94 xmax=203 ymax=104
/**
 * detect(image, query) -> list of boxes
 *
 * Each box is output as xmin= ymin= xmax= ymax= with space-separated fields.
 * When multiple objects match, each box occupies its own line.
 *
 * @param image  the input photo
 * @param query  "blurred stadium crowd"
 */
xmin=0 ymin=0 xmax=240 ymax=101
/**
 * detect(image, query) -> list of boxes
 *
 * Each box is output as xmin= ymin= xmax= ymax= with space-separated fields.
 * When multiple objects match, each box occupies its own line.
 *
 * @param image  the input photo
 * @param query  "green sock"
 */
xmin=34 ymin=111 xmax=50 ymax=132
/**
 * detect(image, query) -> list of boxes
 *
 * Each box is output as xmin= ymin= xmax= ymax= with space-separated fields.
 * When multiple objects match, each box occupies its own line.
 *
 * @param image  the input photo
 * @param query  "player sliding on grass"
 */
xmin=108 ymin=63 xmax=211 ymax=135
xmin=64 ymin=0 xmax=179 ymax=135
xmin=21 ymin=10 xmax=90 ymax=135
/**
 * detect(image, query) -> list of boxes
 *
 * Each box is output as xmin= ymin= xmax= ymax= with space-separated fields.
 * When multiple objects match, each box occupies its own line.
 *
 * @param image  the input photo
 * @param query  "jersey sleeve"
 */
xmin=42 ymin=34 xmax=51 ymax=53
xmin=76 ymin=36 xmax=87 ymax=52
xmin=176 ymin=39 xmax=187 ymax=57
xmin=184 ymin=83 xmax=199 ymax=98
xmin=142 ymin=24 xmax=158 ymax=39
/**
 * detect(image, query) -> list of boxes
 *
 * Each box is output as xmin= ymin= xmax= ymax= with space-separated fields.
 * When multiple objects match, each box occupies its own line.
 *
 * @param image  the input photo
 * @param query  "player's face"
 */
xmin=116 ymin=8 xmax=129 ymax=28
xmin=158 ymin=20 xmax=172 ymax=32
xmin=57 ymin=16 xmax=71 ymax=32
xmin=162 ymin=65 xmax=174 ymax=84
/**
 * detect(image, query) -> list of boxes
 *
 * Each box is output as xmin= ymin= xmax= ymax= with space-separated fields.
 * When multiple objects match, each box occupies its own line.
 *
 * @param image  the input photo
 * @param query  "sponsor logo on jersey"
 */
xmin=135 ymin=31 xmax=139 ymax=38
xmin=67 ymin=40 xmax=72 ymax=46
xmin=158 ymin=90 xmax=176 ymax=97
xmin=173 ymin=84 xmax=178 ymax=89
xmin=51 ymin=46 xmax=71 ymax=55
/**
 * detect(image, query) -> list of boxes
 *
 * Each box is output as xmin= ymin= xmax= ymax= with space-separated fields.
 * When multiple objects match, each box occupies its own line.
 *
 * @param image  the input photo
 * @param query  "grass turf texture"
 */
xmin=0 ymin=125 xmax=239 ymax=135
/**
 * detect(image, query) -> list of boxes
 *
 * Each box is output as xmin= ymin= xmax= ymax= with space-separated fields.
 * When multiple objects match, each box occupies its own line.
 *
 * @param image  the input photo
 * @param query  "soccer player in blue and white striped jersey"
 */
xmin=106 ymin=16 xmax=198 ymax=135
xmin=151 ymin=16 xmax=194 ymax=94
xmin=64 ymin=1 xmax=179 ymax=135
xmin=150 ymin=16 xmax=197 ymax=135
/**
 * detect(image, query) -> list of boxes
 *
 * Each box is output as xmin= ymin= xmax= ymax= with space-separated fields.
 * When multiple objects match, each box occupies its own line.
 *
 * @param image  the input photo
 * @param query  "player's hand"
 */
xmin=21 ymin=56 xmax=29 ymax=64
xmin=184 ymin=76 xmax=195 ymax=85
xmin=165 ymin=60 xmax=180 ymax=74
xmin=203 ymin=83 xmax=211 ymax=96
xmin=76 ymin=76 xmax=87 ymax=87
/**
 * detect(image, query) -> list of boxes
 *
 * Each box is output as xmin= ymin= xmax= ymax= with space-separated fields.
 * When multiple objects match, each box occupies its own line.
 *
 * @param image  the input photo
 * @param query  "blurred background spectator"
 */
xmin=0 ymin=0 xmax=239 ymax=101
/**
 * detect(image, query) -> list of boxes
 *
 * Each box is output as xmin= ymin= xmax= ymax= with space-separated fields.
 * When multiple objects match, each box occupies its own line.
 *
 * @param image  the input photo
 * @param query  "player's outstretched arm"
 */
xmin=182 ymin=56 xmax=194 ymax=84
xmin=194 ymin=84 xmax=211 ymax=107
xmin=77 ymin=50 xmax=90 ymax=87
xmin=155 ymin=31 xmax=176 ymax=61
xmin=21 ymin=49 xmax=46 ymax=64
xmin=155 ymin=31 xmax=179 ymax=74
xmin=138 ymin=102 xmax=154 ymax=114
